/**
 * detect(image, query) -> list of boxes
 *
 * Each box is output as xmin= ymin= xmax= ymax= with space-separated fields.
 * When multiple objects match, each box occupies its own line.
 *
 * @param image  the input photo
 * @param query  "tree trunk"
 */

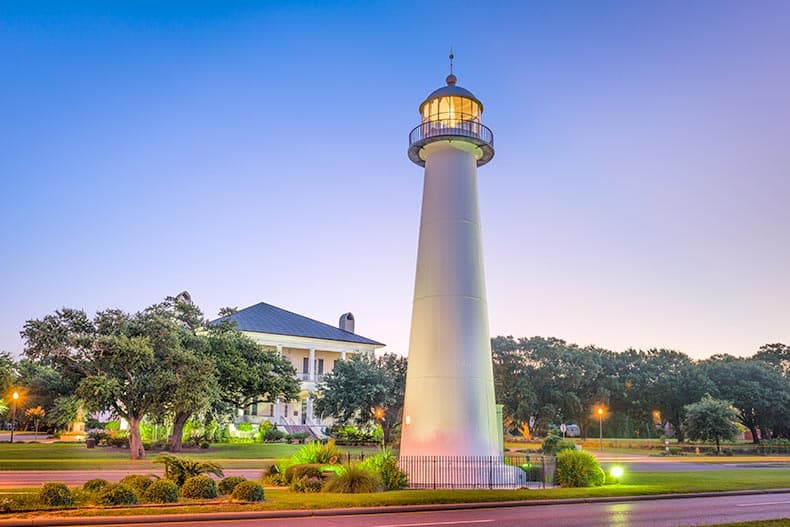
xmin=748 ymin=424 xmax=760 ymax=445
xmin=715 ymin=437 xmax=720 ymax=453
xmin=128 ymin=416 xmax=145 ymax=460
xmin=169 ymin=412 xmax=191 ymax=452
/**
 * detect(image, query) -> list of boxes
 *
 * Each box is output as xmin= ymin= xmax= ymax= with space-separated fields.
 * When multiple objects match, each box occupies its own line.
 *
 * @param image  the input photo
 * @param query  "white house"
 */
xmin=211 ymin=302 xmax=385 ymax=439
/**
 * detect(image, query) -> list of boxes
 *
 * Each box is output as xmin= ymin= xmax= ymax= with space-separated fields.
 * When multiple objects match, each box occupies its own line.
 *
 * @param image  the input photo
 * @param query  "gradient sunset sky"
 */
xmin=2 ymin=1 xmax=788 ymax=359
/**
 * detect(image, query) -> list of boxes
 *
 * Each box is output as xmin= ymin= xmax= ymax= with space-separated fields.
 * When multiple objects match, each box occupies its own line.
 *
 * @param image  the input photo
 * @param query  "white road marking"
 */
xmin=374 ymin=520 xmax=494 ymax=527
xmin=736 ymin=500 xmax=790 ymax=507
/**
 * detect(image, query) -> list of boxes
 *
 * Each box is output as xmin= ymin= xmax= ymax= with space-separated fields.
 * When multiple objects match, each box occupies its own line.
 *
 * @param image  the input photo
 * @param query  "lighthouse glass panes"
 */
xmin=421 ymin=95 xmax=481 ymax=126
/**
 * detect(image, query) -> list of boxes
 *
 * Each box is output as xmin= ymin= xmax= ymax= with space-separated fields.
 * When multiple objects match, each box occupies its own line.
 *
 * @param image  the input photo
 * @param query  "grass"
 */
xmin=0 ymin=443 xmax=383 ymax=470
xmin=1 ymin=468 xmax=788 ymax=519
xmin=701 ymin=522 xmax=790 ymax=527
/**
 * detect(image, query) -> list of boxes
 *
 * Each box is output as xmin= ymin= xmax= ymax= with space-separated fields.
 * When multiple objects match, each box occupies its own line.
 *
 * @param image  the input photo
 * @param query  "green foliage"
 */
xmin=357 ymin=447 xmax=408 ymax=490
xmin=97 ymin=484 xmax=139 ymax=506
xmin=322 ymin=464 xmax=383 ymax=493
xmin=314 ymin=353 xmax=407 ymax=444
xmin=118 ymin=474 xmax=155 ymax=495
xmin=142 ymin=479 xmax=179 ymax=503
xmin=264 ymin=428 xmax=286 ymax=442
xmin=290 ymin=440 xmax=343 ymax=465
xmin=181 ymin=475 xmax=218 ymax=500
xmin=291 ymin=475 xmax=324 ymax=493
xmin=82 ymin=479 xmax=110 ymax=493
xmin=541 ymin=435 xmax=577 ymax=455
xmin=218 ymin=476 xmax=247 ymax=495
xmin=683 ymin=395 xmax=740 ymax=452
xmin=556 ymin=450 xmax=605 ymax=487
xmin=154 ymin=453 xmax=224 ymax=486
xmin=231 ymin=480 xmax=265 ymax=501
xmin=236 ymin=422 xmax=254 ymax=432
xmin=38 ymin=482 xmax=73 ymax=507
xmin=285 ymin=464 xmax=324 ymax=485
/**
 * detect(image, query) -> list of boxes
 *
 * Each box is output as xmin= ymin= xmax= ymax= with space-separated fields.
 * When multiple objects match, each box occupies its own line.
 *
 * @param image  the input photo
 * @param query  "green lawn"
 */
xmin=0 ymin=443 xmax=380 ymax=470
xmin=1 ymin=469 xmax=789 ymax=519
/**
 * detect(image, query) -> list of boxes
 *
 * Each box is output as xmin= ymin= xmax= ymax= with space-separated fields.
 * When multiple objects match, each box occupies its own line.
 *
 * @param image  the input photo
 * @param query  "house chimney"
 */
xmin=339 ymin=312 xmax=355 ymax=333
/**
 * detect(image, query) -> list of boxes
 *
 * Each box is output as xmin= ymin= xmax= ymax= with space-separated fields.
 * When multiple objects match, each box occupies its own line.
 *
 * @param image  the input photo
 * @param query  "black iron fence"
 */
xmin=398 ymin=455 xmax=555 ymax=490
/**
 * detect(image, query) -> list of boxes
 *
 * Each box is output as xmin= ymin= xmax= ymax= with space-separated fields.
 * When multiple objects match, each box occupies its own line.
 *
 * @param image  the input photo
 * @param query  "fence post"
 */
xmin=433 ymin=456 xmax=437 ymax=490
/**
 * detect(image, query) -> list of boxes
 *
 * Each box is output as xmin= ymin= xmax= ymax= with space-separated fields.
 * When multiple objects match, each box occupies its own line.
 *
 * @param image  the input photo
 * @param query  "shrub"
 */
xmin=38 ymin=483 xmax=73 ymax=507
xmin=200 ymin=441 xmax=210 ymax=449
xmin=118 ymin=474 xmax=155 ymax=494
xmin=556 ymin=450 xmax=605 ymax=487
xmin=264 ymin=428 xmax=285 ymax=442
xmin=218 ymin=476 xmax=247 ymax=495
xmin=82 ymin=478 xmax=110 ymax=493
xmin=358 ymin=448 xmax=408 ymax=490
xmin=322 ymin=464 xmax=382 ymax=493
xmin=291 ymin=475 xmax=323 ymax=493
xmin=231 ymin=480 xmax=265 ymax=502
xmin=181 ymin=475 xmax=218 ymax=500
xmin=154 ymin=454 xmax=224 ymax=486
xmin=542 ymin=435 xmax=577 ymax=455
xmin=288 ymin=432 xmax=309 ymax=443
xmin=285 ymin=464 xmax=323 ymax=484
xmin=143 ymin=479 xmax=179 ymax=504
xmin=290 ymin=440 xmax=343 ymax=465
xmin=97 ymin=484 xmax=138 ymax=506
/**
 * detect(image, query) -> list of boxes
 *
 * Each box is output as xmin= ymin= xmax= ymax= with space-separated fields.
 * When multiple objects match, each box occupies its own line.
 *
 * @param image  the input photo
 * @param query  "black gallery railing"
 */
xmin=409 ymin=120 xmax=494 ymax=148
xmin=398 ymin=455 xmax=556 ymax=489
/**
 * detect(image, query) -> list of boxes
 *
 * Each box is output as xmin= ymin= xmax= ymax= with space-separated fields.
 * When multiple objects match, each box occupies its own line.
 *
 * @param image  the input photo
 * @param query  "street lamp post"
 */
xmin=10 ymin=391 xmax=19 ymax=444
xmin=596 ymin=406 xmax=604 ymax=452
xmin=373 ymin=407 xmax=386 ymax=449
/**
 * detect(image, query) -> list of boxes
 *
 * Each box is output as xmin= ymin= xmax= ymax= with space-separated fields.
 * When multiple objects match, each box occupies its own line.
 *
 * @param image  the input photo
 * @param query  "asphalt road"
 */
xmin=55 ymin=493 xmax=790 ymax=527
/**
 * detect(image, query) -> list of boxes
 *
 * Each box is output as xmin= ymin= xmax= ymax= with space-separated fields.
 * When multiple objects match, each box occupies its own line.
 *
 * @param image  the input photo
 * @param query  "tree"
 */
xmin=683 ymin=395 xmax=739 ymax=453
xmin=314 ymin=353 xmax=407 ymax=444
xmin=703 ymin=356 xmax=789 ymax=443
xmin=21 ymin=307 xmax=181 ymax=459
xmin=207 ymin=322 xmax=300 ymax=417
xmin=25 ymin=406 xmax=46 ymax=438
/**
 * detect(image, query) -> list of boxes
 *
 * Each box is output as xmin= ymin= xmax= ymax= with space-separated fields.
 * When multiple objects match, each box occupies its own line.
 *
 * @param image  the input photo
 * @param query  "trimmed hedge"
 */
xmin=556 ymin=450 xmax=605 ymax=487
xmin=181 ymin=475 xmax=218 ymax=500
xmin=231 ymin=480 xmax=265 ymax=502
xmin=97 ymin=484 xmax=139 ymax=505
xmin=38 ymin=483 xmax=73 ymax=507
xmin=82 ymin=479 xmax=110 ymax=493
xmin=218 ymin=476 xmax=247 ymax=495
xmin=143 ymin=479 xmax=179 ymax=503
xmin=118 ymin=474 xmax=155 ymax=494
xmin=285 ymin=464 xmax=323 ymax=484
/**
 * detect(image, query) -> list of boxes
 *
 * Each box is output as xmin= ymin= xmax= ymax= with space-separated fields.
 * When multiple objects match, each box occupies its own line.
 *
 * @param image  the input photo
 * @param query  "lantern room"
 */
xmin=408 ymin=73 xmax=494 ymax=167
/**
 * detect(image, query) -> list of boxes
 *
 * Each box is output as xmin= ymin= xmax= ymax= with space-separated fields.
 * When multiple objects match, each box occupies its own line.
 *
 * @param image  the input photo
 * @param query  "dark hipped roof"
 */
xmin=210 ymin=302 xmax=384 ymax=346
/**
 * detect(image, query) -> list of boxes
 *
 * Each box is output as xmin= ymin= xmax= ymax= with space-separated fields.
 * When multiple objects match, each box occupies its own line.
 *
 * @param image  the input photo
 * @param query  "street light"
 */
xmin=595 ymin=406 xmax=605 ymax=452
xmin=373 ymin=407 xmax=385 ymax=449
xmin=10 ymin=391 xmax=19 ymax=444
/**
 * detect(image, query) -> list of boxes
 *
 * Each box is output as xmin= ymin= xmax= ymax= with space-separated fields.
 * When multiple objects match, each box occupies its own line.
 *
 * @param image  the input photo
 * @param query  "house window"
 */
xmin=302 ymin=357 xmax=309 ymax=373
xmin=317 ymin=358 xmax=324 ymax=375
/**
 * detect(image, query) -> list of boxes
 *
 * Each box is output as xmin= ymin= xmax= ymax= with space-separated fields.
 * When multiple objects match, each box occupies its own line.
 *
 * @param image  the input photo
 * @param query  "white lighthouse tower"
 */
xmin=400 ymin=60 xmax=523 ymax=488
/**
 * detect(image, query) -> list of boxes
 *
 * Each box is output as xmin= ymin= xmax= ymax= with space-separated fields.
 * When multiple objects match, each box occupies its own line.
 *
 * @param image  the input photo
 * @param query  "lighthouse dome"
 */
xmin=408 ymin=73 xmax=494 ymax=167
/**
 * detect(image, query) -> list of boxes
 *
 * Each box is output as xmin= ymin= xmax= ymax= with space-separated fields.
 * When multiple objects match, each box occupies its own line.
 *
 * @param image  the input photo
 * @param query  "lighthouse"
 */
xmin=400 ymin=59 xmax=502 ymax=464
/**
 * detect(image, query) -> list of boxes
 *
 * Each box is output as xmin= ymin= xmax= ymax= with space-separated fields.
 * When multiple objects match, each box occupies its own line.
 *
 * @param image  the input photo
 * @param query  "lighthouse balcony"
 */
xmin=408 ymin=120 xmax=494 ymax=167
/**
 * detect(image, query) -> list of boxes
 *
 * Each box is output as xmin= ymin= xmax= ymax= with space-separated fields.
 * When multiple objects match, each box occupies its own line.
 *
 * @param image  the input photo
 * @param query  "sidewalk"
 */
xmin=1 ymin=488 xmax=789 ymax=527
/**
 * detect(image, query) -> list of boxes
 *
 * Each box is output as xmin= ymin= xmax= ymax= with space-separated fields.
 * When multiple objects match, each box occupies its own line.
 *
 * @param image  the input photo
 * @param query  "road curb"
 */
xmin=3 ymin=488 xmax=790 ymax=526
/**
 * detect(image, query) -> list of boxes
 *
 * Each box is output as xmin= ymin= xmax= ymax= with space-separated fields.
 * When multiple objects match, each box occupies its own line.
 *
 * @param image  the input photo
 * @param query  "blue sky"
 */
xmin=2 ymin=1 xmax=788 ymax=359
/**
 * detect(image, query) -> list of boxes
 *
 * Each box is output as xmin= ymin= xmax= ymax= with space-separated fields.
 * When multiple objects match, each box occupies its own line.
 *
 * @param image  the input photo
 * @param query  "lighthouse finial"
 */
xmin=446 ymin=48 xmax=457 ymax=86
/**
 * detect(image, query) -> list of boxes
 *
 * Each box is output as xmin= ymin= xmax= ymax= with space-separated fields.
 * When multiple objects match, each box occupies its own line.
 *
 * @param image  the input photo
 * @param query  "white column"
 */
xmin=273 ymin=399 xmax=281 ymax=424
xmin=400 ymin=142 xmax=499 ymax=457
xmin=308 ymin=348 xmax=315 ymax=381
xmin=307 ymin=395 xmax=314 ymax=425
xmin=276 ymin=344 xmax=283 ymax=355
xmin=341 ymin=350 xmax=347 ymax=360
